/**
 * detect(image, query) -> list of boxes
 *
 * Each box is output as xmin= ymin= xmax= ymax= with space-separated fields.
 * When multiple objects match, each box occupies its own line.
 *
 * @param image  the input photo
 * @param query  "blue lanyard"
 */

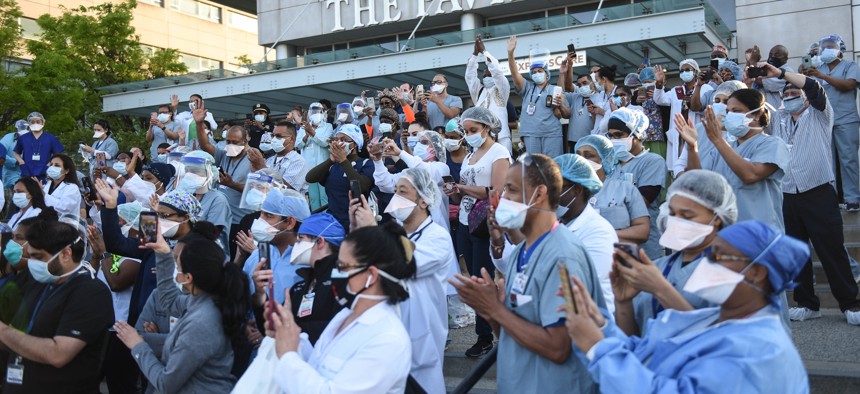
xmin=93 ymin=139 xmax=104 ymax=150
xmin=27 ymin=270 xmax=81 ymax=333
xmin=222 ymin=154 xmax=247 ymax=178
xmin=651 ymin=251 xmax=706 ymax=316
xmin=528 ymin=85 xmax=547 ymax=106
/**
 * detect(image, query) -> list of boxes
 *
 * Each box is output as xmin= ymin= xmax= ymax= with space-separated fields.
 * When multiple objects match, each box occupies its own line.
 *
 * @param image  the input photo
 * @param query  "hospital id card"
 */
xmin=511 ymin=272 xmax=528 ymax=295
xmin=31 ymin=154 xmax=40 ymax=161
xmin=298 ymin=293 xmax=315 ymax=318
xmin=6 ymin=356 xmax=23 ymax=385
xmin=526 ymin=103 xmax=536 ymax=116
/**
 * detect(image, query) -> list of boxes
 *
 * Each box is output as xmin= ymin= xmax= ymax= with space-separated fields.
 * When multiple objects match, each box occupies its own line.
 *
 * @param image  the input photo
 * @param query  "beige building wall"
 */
xmin=16 ymin=0 xmax=262 ymax=72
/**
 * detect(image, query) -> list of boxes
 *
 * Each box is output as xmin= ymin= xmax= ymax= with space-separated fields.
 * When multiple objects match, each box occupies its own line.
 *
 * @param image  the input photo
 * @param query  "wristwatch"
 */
xmin=778 ymin=69 xmax=786 ymax=80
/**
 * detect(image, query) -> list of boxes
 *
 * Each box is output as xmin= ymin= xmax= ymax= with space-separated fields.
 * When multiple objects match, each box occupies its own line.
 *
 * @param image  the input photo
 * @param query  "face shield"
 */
xmin=240 ymin=173 xmax=275 ymax=211
xmin=176 ymin=157 xmax=215 ymax=194
xmin=308 ymin=103 xmax=325 ymax=125
xmin=336 ymin=103 xmax=354 ymax=124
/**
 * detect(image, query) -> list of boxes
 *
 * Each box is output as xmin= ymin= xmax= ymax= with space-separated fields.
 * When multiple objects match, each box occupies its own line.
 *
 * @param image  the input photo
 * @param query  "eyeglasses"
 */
xmin=606 ymin=131 xmax=629 ymax=139
xmin=707 ymin=251 xmax=751 ymax=263
xmin=431 ymin=80 xmax=445 ymax=85
xmin=336 ymin=261 xmax=367 ymax=271
xmin=157 ymin=212 xmax=182 ymax=220
xmin=517 ymin=153 xmax=549 ymax=186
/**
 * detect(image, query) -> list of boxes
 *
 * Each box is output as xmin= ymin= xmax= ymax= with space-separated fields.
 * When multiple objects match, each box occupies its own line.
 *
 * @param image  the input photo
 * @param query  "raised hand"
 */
xmin=507 ymin=35 xmax=517 ymax=53
xmin=192 ymin=99 xmax=207 ymax=123
xmin=94 ymin=178 xmax=119 ymax=209
xmin=674 ymin=113 xmax=698 ymax=148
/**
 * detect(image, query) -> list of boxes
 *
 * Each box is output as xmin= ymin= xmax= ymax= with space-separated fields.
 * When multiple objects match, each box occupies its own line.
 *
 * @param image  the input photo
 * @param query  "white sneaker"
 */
xmin=846 ymin=310 xmax=860 ymax=325
xmin=789 ymin=307 xmax=821 ymax=321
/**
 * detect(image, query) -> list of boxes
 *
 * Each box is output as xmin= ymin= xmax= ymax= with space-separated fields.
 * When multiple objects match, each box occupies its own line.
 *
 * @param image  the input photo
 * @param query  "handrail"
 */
xmin=451 ymin=347 xmax=498 ymax=394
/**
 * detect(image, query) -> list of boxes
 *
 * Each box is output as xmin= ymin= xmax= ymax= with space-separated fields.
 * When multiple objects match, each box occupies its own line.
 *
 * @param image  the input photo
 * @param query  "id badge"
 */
xmin=31 ymin=154 xmax=40 ymax=161
xmin=786 ymin=144 xmax=793 ymax=152
xmin=6 ymin=356 xmax=23 ymax=385
xmin=298 ymin=293 xmax=315 ymax=318
xmin=169 ymin=316 xmax=178 ymax=332
xmin=578 ymin=108 xmax=584 ymax=116
xmin=511 ymin=272 xmax=528 ymax=295
xmin=526 ymin=103 xmax=536 ymax=116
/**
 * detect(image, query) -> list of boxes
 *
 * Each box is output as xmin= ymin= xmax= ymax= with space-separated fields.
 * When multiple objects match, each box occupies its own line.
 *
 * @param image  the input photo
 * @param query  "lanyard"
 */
xmin=528 ymin=85 xmax=547 ymax=106
xmin=272 ymin=155 xmax=288 ymax=171
xmin=222 ymin=154 xmax=247 ymax=178
xmin=651 ymin=251 xmax=705 ymax=316
xmin=27 ymin=270 xmax=81 ymax=333
xmin=408 ymin=220 xmax=433 ymax=243
xmin=516 ymin=222 xmax=558 ymax=272
xmin=93 ymin=139 xmax=104 ymax=151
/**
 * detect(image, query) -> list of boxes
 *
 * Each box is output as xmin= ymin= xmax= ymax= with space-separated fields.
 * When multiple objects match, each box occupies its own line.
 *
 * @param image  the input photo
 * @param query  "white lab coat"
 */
xmin=174 ymin=110 xmax=217 ymax=150
xmin=401 ymin=217 xmax=455 ymax=394
xmin=466 ymin=51 xmax=512 ymax=152
xmin=43 ymin=181 xmax=81 ymax=219
xmin=275 ymin=302 xmax=411 ymax=394
xmin=8 ymin=206 xmax=40 ymax=230
xmin=296 ymin=122 xmax=334 ymax=169
xmin=566 ymin=204 xmax=619 ymax=315
xmin=652 ymin=84 xmax=713 ymax=177
xmin=372 ymin=152 xmax=451 ymax=232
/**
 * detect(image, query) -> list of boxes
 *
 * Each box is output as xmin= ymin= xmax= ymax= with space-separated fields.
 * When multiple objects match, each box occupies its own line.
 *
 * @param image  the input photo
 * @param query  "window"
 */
xmin=227 ymin=11 xmax=256 ymax=33
xmin=179 ymin=53 xmax=221 ymax=73
xmin=19 ymin=17 xmax=42 ymax=41
xmin=169 ymin=0 xmax=221 ymax=23
xmin=139 ymin=0 xmax=164 ymax=6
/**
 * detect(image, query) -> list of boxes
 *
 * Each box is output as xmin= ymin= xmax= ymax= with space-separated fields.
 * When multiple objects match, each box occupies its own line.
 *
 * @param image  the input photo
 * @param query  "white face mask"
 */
xmin=173 ymin=265 xmax=190 ymax=293
xmin=160 ymin=218 xmax=185 ymax=239
xmin=121 ymin=224 xmax=132 ymax=237
xmin=157 ymin=113 xmax=171 ymax=123
xmin=112 ymin=161 xmax=128 ymax=176
xmin=177 ymin=173 xmax=207 ymax=194
xmin=659 ymin=215 xmax=716 ymax=251
xmin=251 ymin=217 xmax=283 ymax=242
xmin=482 ymin=77 xmax=495 ymax=89
xmin=337 ymin=113 xmax=348 ymax=122
xmin=12 ymin=192 xmax=29 ymax=209
xmin=495 ymin=190 xmax=537 ymax=230
xmin=310 ymin=113 xmax=325 ymax=125
xmin=29 ymin=123 xmax=44 ymax=132
xmin=412 ymin=143 xmax=435 ymax=161
xmin=556 ymin=188 xmax=576 ymax=218
xmin=443 ymin=138 xmax=461 ymax=152
xmin=431 ymin=84 xmax=445 ymax=94
xmin=353 ymin=106 xmax=364 ymax=114
xmin=225 ymin=144 xmax=245 ymax=157
xmin=384 ymin=194 xmax=417 ymax=222
xmin=221 ymin=129 xmax=228 ymax=139
xmin=682 ymin=257 xmax=750 ymax=305
xmin=378 ymin=123 xmax=393 ymax=134
xmin=406 ymin=136 xmax=419 ymax=150
xmin=255 ymin=114 xmax=266 ymax=123
xmin=271 ymin=137 xmax=286 ymax=153
xmin=680 ymin=71 xmax=695 ymax=83
xmin=93 ymin=131 xmax=105 ymax=139
xmin=585 ymin=158 xmax=602 ymax=172
xmin=290 ymin=241 xmax=315 ymax=266
xmin=611 ymin=137 xmax=633 ymax=153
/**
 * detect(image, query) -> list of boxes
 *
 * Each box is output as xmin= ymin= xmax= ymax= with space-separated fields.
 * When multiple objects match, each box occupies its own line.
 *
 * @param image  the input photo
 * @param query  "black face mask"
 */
xmin=330 ymin=267 xmax=367 ymax=308
xmin=767 ymin=56 xmax=786 ymax=69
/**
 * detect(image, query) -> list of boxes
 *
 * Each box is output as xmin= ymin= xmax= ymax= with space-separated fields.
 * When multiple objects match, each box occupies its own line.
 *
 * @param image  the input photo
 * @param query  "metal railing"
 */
xmin=451 ymin=347 xmax=498 ymax=394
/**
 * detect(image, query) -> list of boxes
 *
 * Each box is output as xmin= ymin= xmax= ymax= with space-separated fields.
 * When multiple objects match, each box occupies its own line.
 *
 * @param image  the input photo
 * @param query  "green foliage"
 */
xmin=0 ymin=0 xmax=25 ymax=129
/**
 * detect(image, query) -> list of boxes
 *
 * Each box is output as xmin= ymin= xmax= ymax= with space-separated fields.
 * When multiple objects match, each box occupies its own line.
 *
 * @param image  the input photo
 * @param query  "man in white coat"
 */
xmin=466 ymin=36 xmax=512 ymax=152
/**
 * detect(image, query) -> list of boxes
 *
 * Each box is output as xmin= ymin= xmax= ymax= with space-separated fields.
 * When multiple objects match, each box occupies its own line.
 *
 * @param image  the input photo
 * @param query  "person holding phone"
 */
xmin=466 ymin=35 xmax=512 ymax=152
xmin=147 ymin=105 xmax=180 ymax=160
xmin=296 ymin=102 xmax=334 ymax=212
xmin=81 ymin=119 xmax=119 ymax=173
xmin=556 ymin=58 xmax=597 ymax=151
xmin=41 ymin=154 xmax=82 ymax=219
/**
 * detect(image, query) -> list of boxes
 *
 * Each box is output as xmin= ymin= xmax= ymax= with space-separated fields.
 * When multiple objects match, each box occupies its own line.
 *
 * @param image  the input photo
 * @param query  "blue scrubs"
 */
xmin=13 ymin=131 xmax=64 ymax=178
xmin=242 ymin=245 xmax=299 ymax=304
xmin=324 ymin=158 xmax=375 ymax=230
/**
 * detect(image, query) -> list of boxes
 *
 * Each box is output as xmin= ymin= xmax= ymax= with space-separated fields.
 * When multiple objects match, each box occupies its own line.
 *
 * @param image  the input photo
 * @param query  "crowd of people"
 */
xmin=0 ymin=32 xmax=855 ymax=393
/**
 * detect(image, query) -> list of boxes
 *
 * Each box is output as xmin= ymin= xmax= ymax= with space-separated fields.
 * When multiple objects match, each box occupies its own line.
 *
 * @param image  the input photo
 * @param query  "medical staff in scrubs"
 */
xmin=176 ymin=150 xmax=232 ymax=256
xmin=451 ymin=153 xmax=605 ymax=394
xmin=604 ymin=108 xmax=667 ymax=259
xmin=553 ymin=154 xmax=618 ymax=314
xmin=296 ymin=103 xmax=334 ymax=211
xmin=575 ymin=135 xmax=650 ymax=245
xmin=615 ymin=170 xmax=738 ymax=335
xmin=562 ymin=220 xmax=809 ymax=394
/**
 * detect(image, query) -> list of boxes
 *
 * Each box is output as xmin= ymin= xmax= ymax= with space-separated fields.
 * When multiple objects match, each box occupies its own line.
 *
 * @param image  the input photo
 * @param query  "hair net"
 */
xmin=352 ymin=97 xmax=366 ymax=107
xmin=718 ymin=61 xmax=743 ymax=81
xmin=530 ymin=62 xmax=551 ymax=80
xmin=624 ymin=73 xmax=642 ymax=87
xmin=552 ymin=154 xmax=603 ymax=195
xmin=714 ymin=80 xmax=747 ymax=99
xmin=418 ymin=130 xmax=446 ymax=162
xmin=262 ymin=188 xmax=311 ymax=221
xmin=335 ymin=103 xmax=354 ymax=124
xmin=298 ymin=213 xmax=346 ymax=247
xmin=401 ymin=167 xmax=440 ymax=209
xmin=819 ymin=34 xmax=847 ymax=52
xmin=183 ymin=150 xmax=218 ymax=185
xmin=574 ymin=135 xmax=617 ymax=176
xmin=639 ymin=67 xmax=656 ymax=82
xmin=461 ymin=106 xmax=502 ymax=133
xmin=336 ymin=124 xmax=364 ymax=150
xmin=807 ymin=42 xmax=819 ymax=56
xmin=445 ymin=118 xmax=461 ymax=134
xmin=679 ymin=58 xmax=700 ymax=72
xmin=14 ymin=120 xmax=28 ymax=132
xmin=717 ymin=221 xmax=810 ymax=296
xmin=159 ymin=191 xmax=202 ymax=222
xmin=666 ymin=169 xmax=738 ymax=226
xmin=27 ymin=112 xmax=44 ymax=122
xmin=656 ymin=201 xmax=670 ymax=233
xmin=605 ymin=107 xmax=649 ymax=140
xmin=118 ymin=201 xmax=145 ymax=228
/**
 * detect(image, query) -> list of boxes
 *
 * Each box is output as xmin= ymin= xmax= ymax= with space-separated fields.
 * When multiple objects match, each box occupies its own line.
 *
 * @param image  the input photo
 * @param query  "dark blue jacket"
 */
xmin=101 ymin=206 xmax=156 ymax=326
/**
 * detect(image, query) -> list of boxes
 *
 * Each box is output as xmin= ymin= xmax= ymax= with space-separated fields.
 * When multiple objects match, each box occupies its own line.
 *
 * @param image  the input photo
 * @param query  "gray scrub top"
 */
xmin=199 ymin=189 xmax=232 ymax=255
xmin=564 ymin=92 xmax=595 ymax=142
xmin=817 ymin=59 xmax=860 ymax=123
xmin=516 ymin=80 xmax=563 ymax=138
xmin=427 ymin=94 xmax=463 ymax=129
xmin=632 ymin=252 xmax=712 ymax=335
xmin=592 ymin=177 xmax=649 ymax=230
xmin=611 ymin=152 xmax=667 ymax=258
xmin=214 ymin=148 xmax=253 ymax=224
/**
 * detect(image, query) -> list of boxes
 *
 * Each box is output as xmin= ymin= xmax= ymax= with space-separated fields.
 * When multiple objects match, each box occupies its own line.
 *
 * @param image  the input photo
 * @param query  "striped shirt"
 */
xmin=769 ymin=77 xmax=834 ymax=194
xmin=266 ymin=150 xmax=308 ymax=195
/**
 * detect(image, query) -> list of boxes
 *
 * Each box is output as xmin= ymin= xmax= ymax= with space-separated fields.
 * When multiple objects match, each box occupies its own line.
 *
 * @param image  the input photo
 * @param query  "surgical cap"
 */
xmin=401 ymin=167 xmax=440 ymax=209
xmin=574 ymin=135 xmax=617 ymax=176
xmin=639 ymin=67 xmax=656 ymax=82
xmin=352 ymin=97 xmax=366 ymax=106
xmin=336 ymin=124 xmax=364 ymax=150
xmin=461 ymin=106 xmax=502 ymax=133
xmin=27 ymin=112 xmax=44 ymax=122
xmin=606 ymin=108 xmax=649 ymax=140
xmin=14 ymin=120 xmax=28 ymax=132
xmin=624 ymin=73 xmax=642 ymax=87
xmin=807 ymin=42 xmax=819 ymax=56
xmin=530 ymin=62 xmax=551 ymax=80
xmin=714 ymin=80 xmax=747 ymax=100
xmin=159 ymin=191 xmax=202 ymax=222
xmin=298 ymin=213 xmax=346 ymax=247
xmin=679 ymin=58 xmax=700 ymax=72
xmin=718 ymin=61 xmax=743 ymax=81
xmin=144 ymin=162 xmax=175 ymax=186
xmin=262 ymin=188 xmax=310 ymax=221
xmin=667 ymin=169 xmax=738 ymax=226
xmin=336 ymin=103 xmax=354 ymax=124
xmin=118 ymin=201 xmax=145 ymax=227
xmin=820 ymin=34 xmax=846 ymax=52
xmin=552 ymin=154 xmax=603 ymax=195
xmin=418 ymin=130 xmax=446 ymax=162
xmin=717 ymin=221 xmax=810 ymax=294
xmin=445 ymin=118 xmax=461 ymax=133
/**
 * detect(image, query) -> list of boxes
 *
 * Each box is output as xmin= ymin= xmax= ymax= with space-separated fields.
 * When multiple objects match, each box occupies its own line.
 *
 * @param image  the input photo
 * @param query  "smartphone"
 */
xmin=710 ymin=59 xmax=719 ymax=70
xmin=350 ymin=179 xmax=362 ymax=200
xmin=553 ymin=86 xmax=563 ymax=98
xmin=218 ymin=167 xmax=226 ymax=175
xmin=366 ymin=97 xmax=375 ymax=109
xmin=674 ymin=86 xmax=685 ymax=100
xmin=489 ymin=189 xmax=500 ymax=209
xmin=96 ymin=152 xmax=106 ymax=168
xmin=245 ymin=113 xmax=253 ymax=120
xmin=558 ymin=261 xmax=578 ymax=313
xmin=139 ymin=212 xmax=158 ymax=244
xmin=442 ymin=175 xmax=456 ymax=184
xmin=613 ymin=242 xmax=640 ymax=268
xmin=801 ymin=55 xmax=813 ymax=70
xmin=748 ymin=66 xmax=768 ymax=79
xmin=416 ymin=84 xmax=425 ymax=97
xmin=585 ymin=99 xmax=594 ymax=107
xmin=150 ymin=112 xmax=157 ymax=121
xmin=81 ymin=176 xmax=97 ymax=202
xmin=642 ymin=57 xmax=650 ymax=66
xmin=702 ymin=70 xmax=714 ymax=81
xmin=258 ymin=241 xmax=270 ymax=269
xmin=567 ymin=43 xmax=576 ymax=56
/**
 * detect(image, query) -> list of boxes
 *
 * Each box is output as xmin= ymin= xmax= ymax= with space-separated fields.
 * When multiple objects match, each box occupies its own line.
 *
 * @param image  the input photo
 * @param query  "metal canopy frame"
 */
xmin=102 ymin=7 xmax=726 ymax=119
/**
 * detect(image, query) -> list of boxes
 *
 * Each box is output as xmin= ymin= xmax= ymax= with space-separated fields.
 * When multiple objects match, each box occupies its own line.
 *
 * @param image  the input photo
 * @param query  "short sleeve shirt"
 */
xmin=149 ymin=122 xmax=179 ymax=159
xmin=458 ymin=143 xmax=511 ymax=225
xmin=818 ymin=59 xmax=860 ymax=123
xmin=516 ymin=81 xmax=563 ymax=138
xmin=427 ymin=95 xmax=463 ymax=129
xmin=325 ymin=158 xmax=375 ymax=230
xmin=592 ymin=177 xmax=650 ymax=230
xmin=13 ymin=132 xmax=65 ymax=177
xmin=214 ymin=149 xmax=253 ymax=224
xmin=564 ymin=92 xmax=595 ymax=142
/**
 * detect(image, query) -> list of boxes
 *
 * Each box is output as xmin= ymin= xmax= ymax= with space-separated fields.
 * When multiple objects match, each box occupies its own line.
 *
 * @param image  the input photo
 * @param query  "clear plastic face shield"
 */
xmin=178 ymin=156 xmax=215 ymax=194
xmin=308 ymin=103 xmax=325 ymax=125
xmin=240 ymin=173 xmax=275 ymax=211
xmin=336 ymin=104 xmax=353 ymax=123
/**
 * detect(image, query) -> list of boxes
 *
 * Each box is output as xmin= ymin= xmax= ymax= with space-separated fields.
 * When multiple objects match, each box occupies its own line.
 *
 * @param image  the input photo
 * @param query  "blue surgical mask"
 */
xmin=259 ymin=143 xmax=273 ymax=152
xmin=783 ymin=96 xmax=805 ymax=113
xmin=406 ymin=136 xmax=419 ymax=150
xmin=46 ymin=166 xmax=63 ymax=180
xmin=412 ymin=143 xmax=434 ymax=161
xmin=482 ymin=77 xmax=495 ymax=89
xmin=819 ymin=48 xmax=839 ymax=64
xmin=465 ymin=132 xmax=486 ymax=149
xmin=532 ymin=72 xmax=546 ymax=85
xmin=254 ymin=114 xmax=266 ymax=123
xmin=724 ymin=106 xmax=764 ymax=138
xmin=680 ymin=71 xmax=695 ymax=83
xmin=611 ymin=96 xmax=623 ymax=107
xmin=577 ymin=85 xmax=592 ymax=96
xmin=28 ymin=247 xmax=80 ymax=284
xmin=112 ymin=161 xmax=127 ymax=176
xmin=712 ymin=103 xmax=727 ymax=120
xmin=156 ymin=153 xmax=168 ymax=163
xmin=3 ymin=240 xmax=24 ymax=266
xmin=12 ymin=193 xmax=29 ymax=209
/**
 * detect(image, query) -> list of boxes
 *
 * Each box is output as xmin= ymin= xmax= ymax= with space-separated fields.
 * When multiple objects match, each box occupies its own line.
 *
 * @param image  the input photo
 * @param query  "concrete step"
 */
xmin=444 ymin=327 xmax=497 ymax=393
xmin=793 ymin=308 xmax=860 ymax=393
xmin=842 ymin=226 xmax=860 ymax=244
xmin=842 ymin=211 xmax=860 ymax=227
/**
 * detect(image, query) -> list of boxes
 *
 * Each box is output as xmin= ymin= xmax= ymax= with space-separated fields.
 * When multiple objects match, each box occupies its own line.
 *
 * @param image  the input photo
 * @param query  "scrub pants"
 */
xmin=832 ymin=121 xmax=860 ymax=203
xmin=457 ymin=222 xmax=494 ymax=340
xmin=784 ymin=184 xmax=860 ymax=312
xmin=308 ymin=183 xmax=328 ymax=212
xmin=522 ymin=136 xmax=563 ymax=158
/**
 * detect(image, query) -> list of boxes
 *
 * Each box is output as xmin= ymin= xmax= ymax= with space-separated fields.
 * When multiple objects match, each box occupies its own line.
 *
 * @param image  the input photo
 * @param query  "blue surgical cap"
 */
xmin=718 ymin=61 xmax=743 ymax=81
xmin=262 ymin=189 xmax=311 ymax=221
xmin=27 ymin=112 xmax=44 ymax=122
xmin=639 ymin=67 xmax=656 ymax=82
xmin=607 ymin=108 xmax=649 ymax=140
xmin=553 ymin=154 xmax=603 ymax=195
xmin=530 ymin=62 xmax=551 ymax=80
xmin=336 ymin=124 xmax=364 ymax=150
xmin=717 ymin=221 xmax=810 ymax=294
xmin=819 ymin=34 xmax=847 ymax=52
xmin=574 ymin=135 xmax=617 ymax=176
xmin=298 ymin=213 xmax=346 ymax=246
xmin=445 ymin=118 xmax=460 ymax=133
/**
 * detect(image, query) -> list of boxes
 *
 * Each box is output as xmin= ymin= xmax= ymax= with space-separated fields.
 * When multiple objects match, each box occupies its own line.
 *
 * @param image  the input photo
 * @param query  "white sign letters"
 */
xmin=327 ymin=0 xmax=515 ymax=32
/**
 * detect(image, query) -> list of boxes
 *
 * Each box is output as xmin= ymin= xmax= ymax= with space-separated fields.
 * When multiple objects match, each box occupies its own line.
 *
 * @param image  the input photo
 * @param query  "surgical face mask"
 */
xmin=3 ymin=240 xmax=23 ymax=266
xmin=337 ymin=113 xmax=348 ymax=123
xmin=157 ymin=113 xmax=170 ymax=123
xmin=29 ymin=123 xmax=44 ymax=132
xmin=444 ymin=138 xmax=461 ymax=152
xmin=156 ymin=153 xmax=168 ymax=163
xmin=290 ymin=241 xmax=315 ymax=266
xmin=586 ymin=158 xmax=602 ymax=172
xmin=244 ymin=189 xmax=266 ymax=209
xmin=28 ymin=248 xmax=79 ymax=284
xmin=413 ymin=143 xmax=435 ymax=161
xmin=659 ymin=215 xmax=716 ymax=251
xmin=611 ymin=96 xmax=623 ymax=107
xmin=17 ymin=129 xmax=29 ymax=136
xmin=121 ymin=223 xmax=132 ymax=237
xmin=682 ymin=257 xmax=753 ymax=305
xmin=46 ymin=166 xmax=63 ymax=180
xmin=403 ymin=92 xmax=410 ymax=101
xmin=680 ymin=71 xmax=695 ymax=83
xmin=379 ymin=123 xmax=393 ymax=134
xmin=189 ymin=102 xmax=197 ymax=111
xmin=482 ymin=77 xmax=495 ymax=89
xmin=112 ymin=162 xmax=128 ymax=176
xmin=556 ymin=187 xmax=576 ymax=218
xmin=724 ymin=107 xmax=764 ymax=138
xmin=577 ymin=85 xmax=593 ymax=96
xmin=384 ymin=194 xmax=417 ymax=222
xmin=611 ymin=137 xmax=633 ymax=153
xmin=160 ymin=218 xmax=185 ymax=239
xmin=783 ymin=96 xmax=805 ymax=114
xmin=173 ymin=266 xmax=190 ymax=293
xmin=177 ymin=173 xmax=207 ymax=194
xmin=255 ymin=114 xmax=266 ymax=123
xmin=353 ymin=106 xmax=364 ymax=115
xmin=406 ymin=136 xmax=419 ymax=150
xmin=495 ymin=190 xmax=537 ymax=230
xmin=226 ymin=144 xmax=245 ymax=157
xmin=310 ymin=113 xmax=325 ymax=125
xmin=251 ymin=217 xmax=283 ymax=242
xmin=531 ymin=72 xmax=546 ymax=85
xmin=271 ymin=137 xmax=286 ymax=153
xmin=465 ymin=132 xmax=486 ymax=149
xmin=712 ymin=57 xmax=726 ymax=67
xmin=819 ymin=48 xmax=839 ymax=64
xmin=93 ymin=131 xmax=105 ymax=139
xmin=259 ymin=143 xmax=273 ymax=152
xmin=12 ymin=192 xmax=29 ymax=209
xmin=431 ymin=84 xmax=445 ymax=94
xmin=221 ymin=129 xmax=228 ymax=139
xmin=711 ymin=103 xmax=727 ymax=120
